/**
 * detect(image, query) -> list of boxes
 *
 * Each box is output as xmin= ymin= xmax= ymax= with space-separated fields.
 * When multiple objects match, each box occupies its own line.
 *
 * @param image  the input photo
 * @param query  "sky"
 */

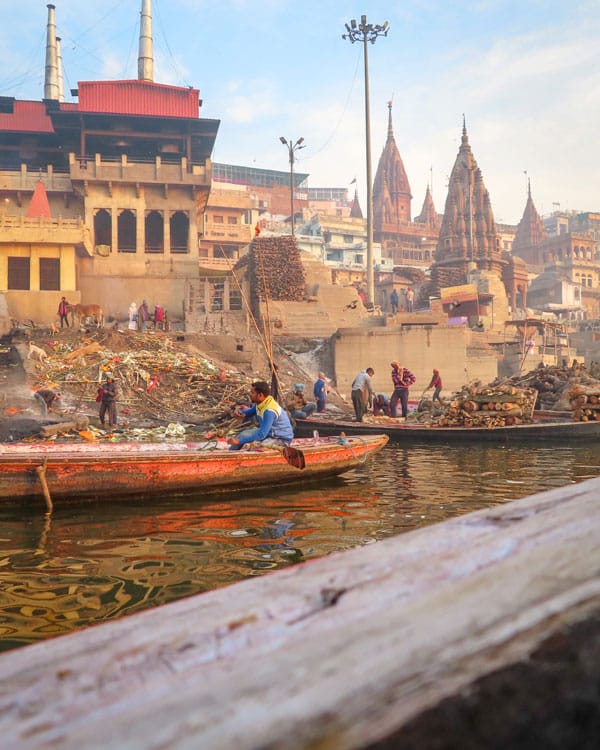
xmin=1 ymin=0 xmax=599 ymax=225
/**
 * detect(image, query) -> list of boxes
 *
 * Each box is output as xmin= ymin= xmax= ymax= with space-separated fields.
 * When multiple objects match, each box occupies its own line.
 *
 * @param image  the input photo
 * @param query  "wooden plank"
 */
xmin=0 ymin=479 xmax=599 ymax=749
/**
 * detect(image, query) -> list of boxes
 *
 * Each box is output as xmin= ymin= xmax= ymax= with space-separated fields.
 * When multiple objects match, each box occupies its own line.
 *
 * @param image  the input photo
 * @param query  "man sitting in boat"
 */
xmin=229 ymin=381 xmax=294 ymax=450
xmin=286 ymin=384 xmax=317 ymax=419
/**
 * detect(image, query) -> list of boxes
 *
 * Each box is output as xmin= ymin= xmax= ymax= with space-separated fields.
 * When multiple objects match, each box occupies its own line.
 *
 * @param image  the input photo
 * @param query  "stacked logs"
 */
xmin=568 ymin=385 xmax=600 ymax=422
xmin=436 ymin=383 xmax=537 ymax=428
xmin=500 ymin=363 xmax=600 ymax=413
xmin=248 ymin=236 xmax=306 ymax=302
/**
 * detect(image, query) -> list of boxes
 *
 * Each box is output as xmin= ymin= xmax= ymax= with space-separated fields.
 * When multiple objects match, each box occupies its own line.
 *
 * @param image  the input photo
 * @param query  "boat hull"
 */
xmin=0 ymin=435 xmax=388 ymax=502
xmin=294 ymin=416 xmax=600 ymax=443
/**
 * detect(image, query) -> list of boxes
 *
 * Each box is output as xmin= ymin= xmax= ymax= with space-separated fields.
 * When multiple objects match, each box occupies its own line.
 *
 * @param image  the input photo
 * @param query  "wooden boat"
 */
xmin=0 ymin=435 xmax=388 ymax=503
xmin=293 ymin=414 xmax=600 ymax=444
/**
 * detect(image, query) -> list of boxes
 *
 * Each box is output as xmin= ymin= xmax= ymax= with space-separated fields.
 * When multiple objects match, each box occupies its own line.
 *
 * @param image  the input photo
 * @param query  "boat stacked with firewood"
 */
xmin=294 ymin=373 xmax=600 ymax=443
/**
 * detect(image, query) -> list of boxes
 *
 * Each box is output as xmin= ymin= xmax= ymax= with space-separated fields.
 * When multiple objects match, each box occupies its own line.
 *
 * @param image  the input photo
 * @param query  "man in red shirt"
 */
xmin=427 ymin=368 xmax=443 ymax=403
xmin=390 ymin=362 xmax=416 ymax=418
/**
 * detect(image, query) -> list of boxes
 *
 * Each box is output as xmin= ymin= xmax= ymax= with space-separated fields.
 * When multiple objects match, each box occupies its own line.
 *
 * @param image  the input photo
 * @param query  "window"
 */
xmin=343 ymin=234 xmax=353 ymax=244
xmin=170 ymin=212 xmax=189 ymax=254
xmin=213 ymin=215 xmax=224 ymax=224
xmin=8 ymin=257 xmax=30 ymax=290
xmin=145 ymin=211 xmax=164 ymax=254
xmin=94 ymin=209 xmax=112 ymax=248
xmin=39 ymin=258 xmax=60 ymax=290
xmin=118 ymin=209 xmax=136 ymax=253
xmin=227 ymin=216 xmax=237 ymax=225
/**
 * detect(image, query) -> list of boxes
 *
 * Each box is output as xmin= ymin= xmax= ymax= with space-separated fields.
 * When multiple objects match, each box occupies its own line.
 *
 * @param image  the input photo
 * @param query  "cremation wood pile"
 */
xmin=567 ymin=385 xmax=600 ymax=422
xmin=435 ymin=383 xmax=537 ymax=428
xmin=495 ymin=362 xmax=600 ymax=420
xmin=361 ymin=382 xmax=537 ymax=429
xmin=243 ymin=236 xmax=306 ymax=302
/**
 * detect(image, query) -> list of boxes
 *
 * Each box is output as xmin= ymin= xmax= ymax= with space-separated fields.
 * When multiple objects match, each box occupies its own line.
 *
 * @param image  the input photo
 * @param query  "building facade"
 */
xmin=0 ymin=2 xmax=218 ymax=324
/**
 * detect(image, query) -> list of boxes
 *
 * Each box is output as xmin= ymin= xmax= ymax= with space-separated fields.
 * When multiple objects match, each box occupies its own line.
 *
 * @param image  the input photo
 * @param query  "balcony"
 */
xmin=68 ymin=153 xmax=211 ymax=188
xmin=0 ymin=213 xmax=89 ymax=246
xmin=0 ymin=166 xmax=72 ymax=192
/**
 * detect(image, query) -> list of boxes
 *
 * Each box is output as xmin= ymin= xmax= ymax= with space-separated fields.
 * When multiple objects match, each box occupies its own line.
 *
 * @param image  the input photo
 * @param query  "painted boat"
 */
xmin=293 ymin=414 xmax=600 ymax=444
xmin=0 ymin=435 xmax=389 ymax=502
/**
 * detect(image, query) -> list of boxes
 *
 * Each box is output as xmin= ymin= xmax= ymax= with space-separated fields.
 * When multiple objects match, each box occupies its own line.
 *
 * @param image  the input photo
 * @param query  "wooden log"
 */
xmin=39 ymin=416 xmax=89 ymax=437
xmin=0 ymin=480 xmax=599 ymax=749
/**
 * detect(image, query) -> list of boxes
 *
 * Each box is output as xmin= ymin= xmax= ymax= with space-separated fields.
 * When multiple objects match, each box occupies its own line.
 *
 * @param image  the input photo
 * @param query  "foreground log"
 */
xmin=38 ymin=416 xmax=89 ymax=437
xmin=0 ymin=480 xmax=599 ymax=749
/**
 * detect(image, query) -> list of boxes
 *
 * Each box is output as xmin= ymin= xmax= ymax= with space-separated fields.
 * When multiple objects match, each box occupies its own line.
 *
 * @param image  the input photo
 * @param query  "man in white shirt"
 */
xmin=350 ymin=367 xmax=375 ymax=422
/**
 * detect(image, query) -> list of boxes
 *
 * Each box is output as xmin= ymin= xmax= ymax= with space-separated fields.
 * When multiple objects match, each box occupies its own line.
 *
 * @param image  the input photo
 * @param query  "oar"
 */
xmin=283 ymin=445 xmax=306 ymax=470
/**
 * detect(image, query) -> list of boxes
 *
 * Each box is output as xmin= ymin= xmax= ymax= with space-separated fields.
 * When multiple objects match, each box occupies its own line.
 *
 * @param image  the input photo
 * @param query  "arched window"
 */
xmin=145 ymin=211 xmax=164 ymax=253
xmin=118 ymin=210 xmax=136 ymax=253
xmin=170 ymin=211 xmax=189 ymax=254
xmin=94 ymin=209 xmax=111 ymax=249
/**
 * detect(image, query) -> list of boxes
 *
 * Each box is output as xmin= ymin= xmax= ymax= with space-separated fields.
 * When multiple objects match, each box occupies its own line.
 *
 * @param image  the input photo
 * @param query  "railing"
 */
xmin=68 ymin=153 xmax=210 ymax=186
xmin=0 ymin=215 xmax=83 ymax=230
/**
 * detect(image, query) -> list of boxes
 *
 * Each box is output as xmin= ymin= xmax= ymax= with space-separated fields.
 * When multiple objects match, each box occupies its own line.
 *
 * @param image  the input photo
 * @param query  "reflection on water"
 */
xmin=1 ymin=442 xmax=599 ymax=651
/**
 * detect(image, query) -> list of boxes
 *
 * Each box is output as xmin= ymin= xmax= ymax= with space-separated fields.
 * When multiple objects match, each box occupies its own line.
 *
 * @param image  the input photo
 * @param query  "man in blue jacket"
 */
xmin=229 ymin=381 xmax=294 ymax=450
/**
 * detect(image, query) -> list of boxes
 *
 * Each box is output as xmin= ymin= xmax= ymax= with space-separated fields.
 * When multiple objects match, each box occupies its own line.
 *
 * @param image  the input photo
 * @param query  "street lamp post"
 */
xmin=279 ymin=136 xmax=305 ymax=236
xmin=343 ymin=15 xmax=389 ymax=306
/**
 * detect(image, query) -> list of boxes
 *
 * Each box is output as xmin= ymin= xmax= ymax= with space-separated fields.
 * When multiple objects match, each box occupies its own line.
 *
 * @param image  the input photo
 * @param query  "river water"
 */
xmin=1 ymin=441 xmax=599 ymax=652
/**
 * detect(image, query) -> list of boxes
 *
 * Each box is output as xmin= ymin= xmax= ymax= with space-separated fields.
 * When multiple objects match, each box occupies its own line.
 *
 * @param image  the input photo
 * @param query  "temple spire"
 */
xmin=373 ymin=101 xmax=412 ymax=229
xmin=461 ymin=114 xmax=469 ymax=146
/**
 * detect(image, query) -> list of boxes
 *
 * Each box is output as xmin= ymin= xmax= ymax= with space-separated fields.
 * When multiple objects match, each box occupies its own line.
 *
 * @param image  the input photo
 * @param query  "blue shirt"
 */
xmin=235 ymin=396 xmax=293 ymax=447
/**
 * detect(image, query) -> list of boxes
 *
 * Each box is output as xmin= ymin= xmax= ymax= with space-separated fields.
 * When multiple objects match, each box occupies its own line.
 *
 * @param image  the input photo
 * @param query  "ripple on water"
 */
xmin=1 ymin=441 xmax=599 ymax=651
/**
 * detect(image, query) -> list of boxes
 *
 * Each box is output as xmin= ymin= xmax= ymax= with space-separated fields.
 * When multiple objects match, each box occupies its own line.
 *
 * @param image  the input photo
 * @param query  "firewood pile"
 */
xmin=436 ymin=383 xmax=537 ymax=428
xmin=495 ymin=362 xmax=600 ymax=415
xmin=247 ymin=236 xmax=306 ymax=302
xmin=401 ymin=381 xmax=537 ymax=428
xmin=567 ymin=385 xmax=600 ymax=422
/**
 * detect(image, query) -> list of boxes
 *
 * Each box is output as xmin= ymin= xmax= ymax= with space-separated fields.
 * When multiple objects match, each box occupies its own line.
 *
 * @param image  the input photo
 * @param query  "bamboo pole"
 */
xmin=35 ymin=459 xmax=53 ymax=513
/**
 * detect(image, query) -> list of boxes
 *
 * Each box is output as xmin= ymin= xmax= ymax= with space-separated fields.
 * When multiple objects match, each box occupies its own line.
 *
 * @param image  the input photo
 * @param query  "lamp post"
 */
xmin=343 ymin=15 xmax=389 ymax=306
xmin=279 ymin=136 xmax=305 ymax=236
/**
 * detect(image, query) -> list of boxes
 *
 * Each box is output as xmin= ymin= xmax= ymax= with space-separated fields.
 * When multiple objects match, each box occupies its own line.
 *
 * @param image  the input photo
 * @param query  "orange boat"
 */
xmin=0 ymin=435 xmax=388 ymax=503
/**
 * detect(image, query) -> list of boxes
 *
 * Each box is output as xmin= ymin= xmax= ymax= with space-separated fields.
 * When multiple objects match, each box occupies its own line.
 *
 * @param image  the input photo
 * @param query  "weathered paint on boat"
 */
xmin=294 ymin=415 xmax=600 ymax=443
xmin=0 ymin=435 xmax=388 ymax=502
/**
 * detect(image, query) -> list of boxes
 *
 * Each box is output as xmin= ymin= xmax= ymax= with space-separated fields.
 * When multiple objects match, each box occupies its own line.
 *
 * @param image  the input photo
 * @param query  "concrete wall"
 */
xmin=333 ymin=325 xmax=499 ymax=399
xmin=77 ymin=253 xmax=200 ymax=324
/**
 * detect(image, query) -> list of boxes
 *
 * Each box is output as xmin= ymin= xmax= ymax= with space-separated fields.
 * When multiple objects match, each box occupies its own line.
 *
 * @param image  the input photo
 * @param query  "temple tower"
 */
xmin=414 ymin=185 xmax=441 ymax=233
xmin=373 ymin=101 xmax=412 ymax=235
xmin=431 ymin=118 xmax=505 ymax=290
xmin=511 ymin=179 xmax=548 ymax=267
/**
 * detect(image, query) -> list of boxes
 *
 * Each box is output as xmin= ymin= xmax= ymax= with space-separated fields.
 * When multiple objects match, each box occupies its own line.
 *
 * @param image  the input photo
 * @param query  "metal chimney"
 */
xmin=44 ymin=4 xmax=60 ymax=100
xmin=138 ymin=0 xmax=154 ymax=82
xmin=56 ymin=36 xmax=65 ymax=102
